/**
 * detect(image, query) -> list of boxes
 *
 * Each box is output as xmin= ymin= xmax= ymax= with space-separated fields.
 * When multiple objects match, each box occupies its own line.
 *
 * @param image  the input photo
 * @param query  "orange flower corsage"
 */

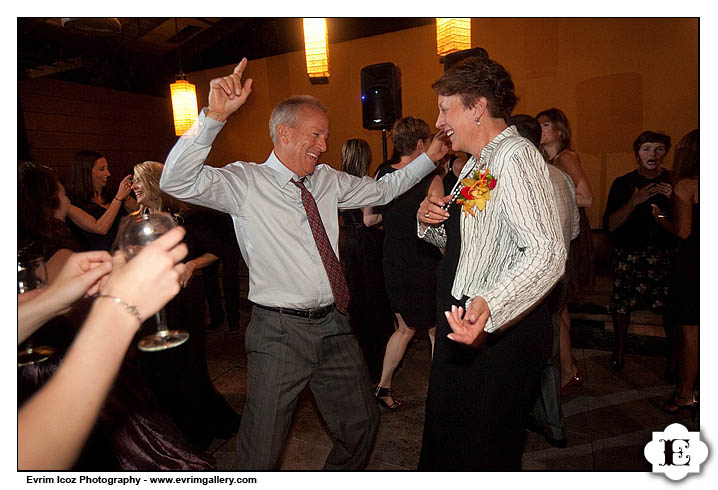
xmin=456 ymin=168 xmax=497 ymax=216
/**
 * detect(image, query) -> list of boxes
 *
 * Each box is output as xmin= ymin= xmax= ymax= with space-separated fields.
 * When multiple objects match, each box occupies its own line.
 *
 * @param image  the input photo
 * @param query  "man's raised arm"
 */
xmin=205 ymin=57 xmax=254 ymax=123
xmin=160 ymin=58 xmax=253 ymax=210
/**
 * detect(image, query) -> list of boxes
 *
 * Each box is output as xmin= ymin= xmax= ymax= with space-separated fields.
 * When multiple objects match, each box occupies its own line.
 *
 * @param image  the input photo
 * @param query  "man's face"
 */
xmin=279 ymin=105 xmax=329 ymax=177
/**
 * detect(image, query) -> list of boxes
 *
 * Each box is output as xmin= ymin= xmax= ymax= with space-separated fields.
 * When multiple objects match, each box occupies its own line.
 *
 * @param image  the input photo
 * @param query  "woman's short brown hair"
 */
xmin=431 ymin=56 xmax=518 ymax=121
xmin=391 ymin=117 xmax=431 ymax=157
xmin=632 ymin=130 xmax=672 ymax=156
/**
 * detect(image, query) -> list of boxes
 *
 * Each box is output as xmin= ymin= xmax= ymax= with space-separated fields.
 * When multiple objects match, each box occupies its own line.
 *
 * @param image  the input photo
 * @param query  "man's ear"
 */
xmin=277 ymin=124 xmax=290 ymax=144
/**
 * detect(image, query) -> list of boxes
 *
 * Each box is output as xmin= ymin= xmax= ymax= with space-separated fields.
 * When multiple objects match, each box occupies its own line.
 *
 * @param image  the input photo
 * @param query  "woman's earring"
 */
xmin=474 ymin=117 xmax=481 ymax=126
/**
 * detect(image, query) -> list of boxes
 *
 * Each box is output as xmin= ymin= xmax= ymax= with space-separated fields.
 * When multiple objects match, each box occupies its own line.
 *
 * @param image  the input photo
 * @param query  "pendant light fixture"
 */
xmin=170 ymin=76 xmax=198 ymax=136
xmin=303 ymin=18 xmax=330 ymax=84
xmin=436 ymin=18 xmax=471 ymax=57
xmin=169 ymin=19 xmax=198 ymax=136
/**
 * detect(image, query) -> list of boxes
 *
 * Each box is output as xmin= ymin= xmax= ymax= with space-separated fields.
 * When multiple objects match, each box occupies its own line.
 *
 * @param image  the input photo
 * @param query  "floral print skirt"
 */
xmin=609 ymin=245 xmax=674 ymax=315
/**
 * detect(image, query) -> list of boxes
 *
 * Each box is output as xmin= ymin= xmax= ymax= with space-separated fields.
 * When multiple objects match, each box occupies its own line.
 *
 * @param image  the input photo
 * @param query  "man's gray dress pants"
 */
xmin=235 ymin=306 xmax=379 ymax=470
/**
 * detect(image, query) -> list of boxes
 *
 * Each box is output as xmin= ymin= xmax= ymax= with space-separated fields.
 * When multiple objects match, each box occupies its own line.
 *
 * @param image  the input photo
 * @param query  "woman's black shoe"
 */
xmin=374 ymin=386 xmax=403 ymax=410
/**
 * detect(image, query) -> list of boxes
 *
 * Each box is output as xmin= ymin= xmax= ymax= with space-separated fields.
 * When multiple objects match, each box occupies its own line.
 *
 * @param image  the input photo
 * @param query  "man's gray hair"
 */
xmin=268 ymin=95 xmax=328 ymax=143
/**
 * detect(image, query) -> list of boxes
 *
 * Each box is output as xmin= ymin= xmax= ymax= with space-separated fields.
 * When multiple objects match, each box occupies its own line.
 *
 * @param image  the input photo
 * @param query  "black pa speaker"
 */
xmin=361 ymin=62 xmax=402 ymax=131
xmin=443 ymin=47 xmax=489 ymax=71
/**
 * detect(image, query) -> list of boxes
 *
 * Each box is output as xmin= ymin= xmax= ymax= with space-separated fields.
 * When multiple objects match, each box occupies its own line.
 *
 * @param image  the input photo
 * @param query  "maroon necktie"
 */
xmin=292 ymin=178 xmax=350 ymax=313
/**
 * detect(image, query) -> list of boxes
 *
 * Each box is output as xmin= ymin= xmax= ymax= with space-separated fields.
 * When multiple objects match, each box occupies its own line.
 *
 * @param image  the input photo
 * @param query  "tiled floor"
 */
xmin=202 ymin=300 xmax=698 ymax=471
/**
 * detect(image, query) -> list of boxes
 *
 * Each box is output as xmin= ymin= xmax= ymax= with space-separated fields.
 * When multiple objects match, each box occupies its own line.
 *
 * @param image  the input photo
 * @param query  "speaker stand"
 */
xmin=381 ymin=129 xmax=388 ymax=162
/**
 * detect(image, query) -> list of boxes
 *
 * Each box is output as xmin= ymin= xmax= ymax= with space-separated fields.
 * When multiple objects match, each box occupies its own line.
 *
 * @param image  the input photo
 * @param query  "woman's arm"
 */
xmin=18 ymin=228 xmax=188 ymax=470
xmin=18 ymin=301 xmax=140 ymax=469
xmin=66 ymin=175 xmax=133 ymax=235
xmin=18 ymin=251 xmax=113 ymax=344
xmin=45 ymin=249 xmax=74 ymax=285
xmin=460 ymin=146 xmax=566 ymax=335
xmin=607 ymin=182 xmax=659 ymax=231
xmin=178 ymin=252 xmax=219 ymax=287
xmin=427 ymin=174 xmax=444 ymax=198
xmin=362 ymin=207 xmax=382 ymax=227
xmin=416 ymin=189 xmax=451 ymax=249
xmin=653 ymin=179 xmax=695 ymax=239
xmin=176 ymin=208 xmax=226 ymax=287
xmin=554 ymin=151 xmax=593 ymax=207
xmin=124 ymin=195 xmax=139 ymax=213
xmin=67 ymin=201 xmax=122 ymax=235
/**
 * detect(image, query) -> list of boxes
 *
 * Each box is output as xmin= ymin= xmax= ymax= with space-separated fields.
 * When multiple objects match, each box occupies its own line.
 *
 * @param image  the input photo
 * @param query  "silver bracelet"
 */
xmin=95 ymin=294 xmax=142 ymax=323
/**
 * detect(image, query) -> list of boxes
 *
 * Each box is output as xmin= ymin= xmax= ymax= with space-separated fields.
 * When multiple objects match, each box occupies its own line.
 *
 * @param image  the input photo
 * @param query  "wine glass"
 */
xmin=18 ymin=253 xmax=55 ymax=366
xmin=116 ymin=212 xmax=189 ymax=352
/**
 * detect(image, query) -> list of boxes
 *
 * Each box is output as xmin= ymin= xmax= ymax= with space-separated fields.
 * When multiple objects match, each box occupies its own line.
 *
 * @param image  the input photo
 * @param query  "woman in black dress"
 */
xmin=338 ymin=138 xmax=395 ymax=383
xmin=652 ymin=129 xmax=699 ymax=417
xmin=130 ymin=161 xmax=241 ymax=451
xmin=373 ymin=117 xmax=442 ymax=409
xmin=65 ymin=150 xmax=137 ymax=251
xmin=416 ymin=56 xmax=564 ymax=470
xmin=603 ymin=131 xmax=675 ymax=371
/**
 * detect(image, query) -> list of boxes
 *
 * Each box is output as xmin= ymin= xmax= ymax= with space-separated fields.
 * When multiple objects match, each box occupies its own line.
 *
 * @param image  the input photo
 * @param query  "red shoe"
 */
xmin=561 ymin=370 xmax=585 ymax=395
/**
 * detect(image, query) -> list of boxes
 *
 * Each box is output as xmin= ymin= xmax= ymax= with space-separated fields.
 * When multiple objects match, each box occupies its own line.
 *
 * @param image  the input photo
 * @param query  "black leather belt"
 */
xmin=254 ymin=303 xmax=336 ymax=320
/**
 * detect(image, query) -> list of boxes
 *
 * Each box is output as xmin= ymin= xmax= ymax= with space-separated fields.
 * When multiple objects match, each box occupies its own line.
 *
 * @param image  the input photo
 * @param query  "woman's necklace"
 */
xmin=442 ymin=156 xmax=479 ymax=210
xmin=547 ymin=148 xmax=563 ymax=165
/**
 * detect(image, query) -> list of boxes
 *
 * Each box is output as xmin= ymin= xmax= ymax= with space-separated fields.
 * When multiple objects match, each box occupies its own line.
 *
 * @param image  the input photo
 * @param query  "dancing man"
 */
xmin=160 ymin=58 xmax=448 ymax=469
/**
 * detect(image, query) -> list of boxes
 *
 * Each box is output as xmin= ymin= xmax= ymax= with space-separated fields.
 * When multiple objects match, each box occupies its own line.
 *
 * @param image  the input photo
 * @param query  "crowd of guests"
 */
xmin=18 ymin=54 xmax=698 ymax=471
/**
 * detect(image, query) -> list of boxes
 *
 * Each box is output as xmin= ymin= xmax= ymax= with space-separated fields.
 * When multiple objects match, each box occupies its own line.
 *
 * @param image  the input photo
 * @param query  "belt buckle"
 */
xmin=307 ymin=307 xmax=324 ymax=320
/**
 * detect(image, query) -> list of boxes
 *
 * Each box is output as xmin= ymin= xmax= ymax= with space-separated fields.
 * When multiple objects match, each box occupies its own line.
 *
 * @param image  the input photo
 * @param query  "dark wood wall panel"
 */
xmin=24 ymin=111 xmax=166 ymax=136
xmin=25 ymin=130 xmax=168 ymax=153
xmin=19 ymin=78 xmax=179 ymax=186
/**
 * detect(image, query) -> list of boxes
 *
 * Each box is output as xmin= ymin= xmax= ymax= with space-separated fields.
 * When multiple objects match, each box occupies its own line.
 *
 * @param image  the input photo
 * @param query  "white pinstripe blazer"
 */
xmin=420 ymin=126 xmax=566 ymax=332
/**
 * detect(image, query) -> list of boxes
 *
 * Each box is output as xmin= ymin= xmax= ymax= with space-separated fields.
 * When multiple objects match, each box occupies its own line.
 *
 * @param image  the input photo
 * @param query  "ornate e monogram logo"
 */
xmin=644 ymin=423 xmax=708 ymax=481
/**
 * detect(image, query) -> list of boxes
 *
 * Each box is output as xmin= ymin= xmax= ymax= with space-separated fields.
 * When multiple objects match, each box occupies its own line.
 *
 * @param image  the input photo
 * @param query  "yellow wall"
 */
xmin=187 ymin=18 xmax=698 ymax=229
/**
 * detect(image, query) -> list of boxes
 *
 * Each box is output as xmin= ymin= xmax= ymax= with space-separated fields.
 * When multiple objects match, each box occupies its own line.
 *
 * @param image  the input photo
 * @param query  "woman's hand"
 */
xmin=115 ymin=175 xmax=133 ymax=201
xmin=445 ymin=299 xmax=490 ymax=349
xmin=207 ymin=58 xmax=254 ymax=122
xmin=418 ymin=194 xmax=452 ymax=226
xmin=651 ymin=203 xmax=665 ymax=220
xmin=18 ymin=251 xmax=114 ymax=344
xmin=629 ymin=183 xmax=660 ymax=207
xmin=608 ymin=181 xmax=669 ymax=232
xmin=177 ymin=260 xmax=197 ymax=288
xmin=47 ymin=251 xmax=114 ymax=309
xmin=656 ymin=182 xmax=673 ymax=198
xmin=100 ymin=227 xmax=188 ymax=322
xmin=425 ymin=130 xmax=450 ymax=163
xmin=362 ymin=206 xmax=382 ymax=227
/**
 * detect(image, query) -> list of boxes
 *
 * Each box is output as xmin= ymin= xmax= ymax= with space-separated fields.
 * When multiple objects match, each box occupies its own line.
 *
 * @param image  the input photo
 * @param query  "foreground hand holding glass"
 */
xmin=116 ymin=212 xmax=189 ymax=352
